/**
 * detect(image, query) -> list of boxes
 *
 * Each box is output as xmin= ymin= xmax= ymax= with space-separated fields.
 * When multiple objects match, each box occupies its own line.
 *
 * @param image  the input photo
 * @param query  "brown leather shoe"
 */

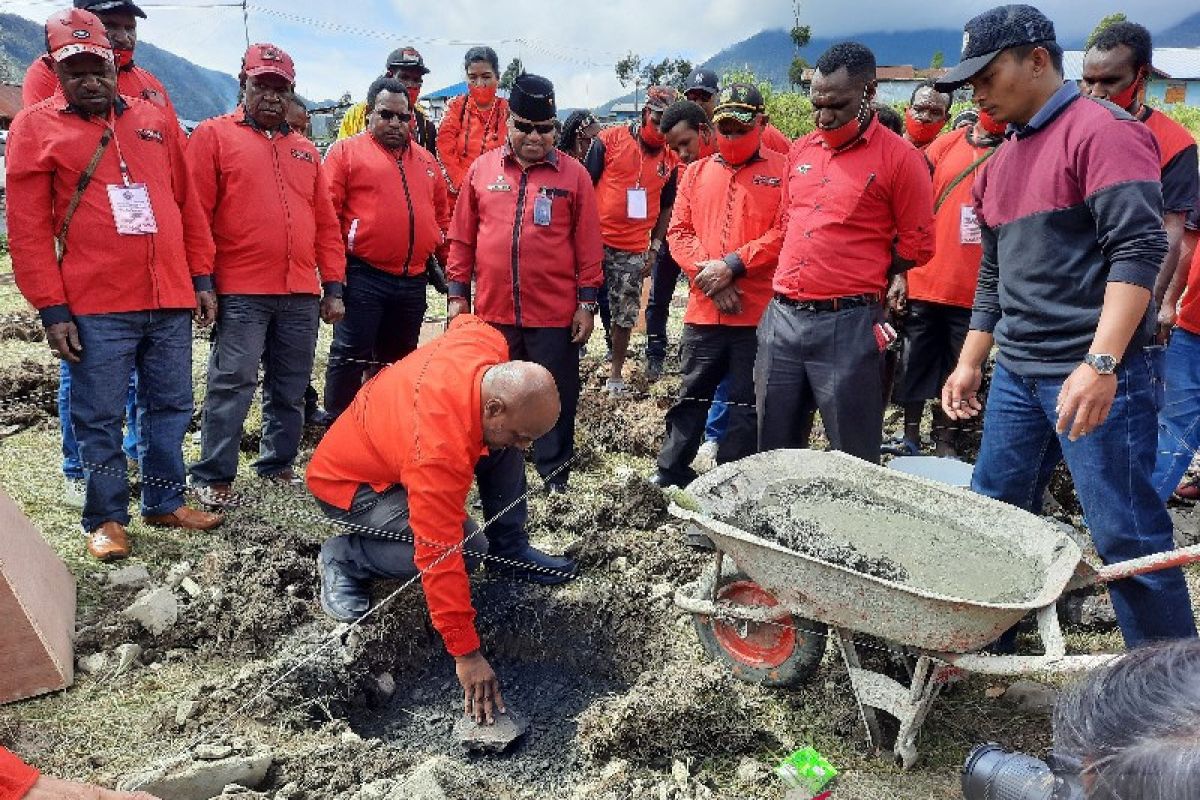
xmin=143 ymin=505 xmax=223 ymax=531
xmin=87 ymin=522 xmax=130 ymax=561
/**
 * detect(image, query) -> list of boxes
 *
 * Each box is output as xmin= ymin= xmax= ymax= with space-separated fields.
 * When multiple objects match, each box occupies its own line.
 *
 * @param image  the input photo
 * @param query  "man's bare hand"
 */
xmin=447 ymin=297 xmax=470 ymax=323
xmin=320 ymin=296 xmax=346 ymax=325
xmin=455 ymin=650 xmax=505 ymax=724
xmin=46 ymin=321 xmax=83 ymax=363
xmin=941 ymin=363 xmax=983 ymax=420
xmin=887 ymin=273 xmax=908 ymax=314
xmin=695 ymin=260 xmax=734 ymax=296
xmin=194 ymin=291 xmax=218 ymax=327
xmin=1055 ymin=362 xmax=1117 ymax=442
xmin=570 ymin=307 xmax=595 ymax=344
xmin=710 ymin=285 xmax=742 ymax=315
xmin=1156 ymin=302 xmax=1177 ymax=345
xmin=642 ymin=247 xmax=657 ymax=278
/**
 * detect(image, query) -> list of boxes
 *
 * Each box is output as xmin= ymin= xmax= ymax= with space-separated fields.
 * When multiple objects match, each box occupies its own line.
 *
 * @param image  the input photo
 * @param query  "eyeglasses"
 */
xmin=376 ymin=110 xmax=412 ymax=122
xmin=512 ymin=119 xmax=557 ymax=134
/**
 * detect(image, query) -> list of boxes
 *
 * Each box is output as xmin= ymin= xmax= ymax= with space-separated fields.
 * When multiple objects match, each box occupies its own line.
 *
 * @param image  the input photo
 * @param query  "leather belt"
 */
xmin=774 ymin=292 xmax=880 ymax=312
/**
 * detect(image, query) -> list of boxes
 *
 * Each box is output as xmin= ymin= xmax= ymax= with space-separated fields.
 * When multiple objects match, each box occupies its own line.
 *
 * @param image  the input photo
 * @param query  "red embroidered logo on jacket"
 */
xmin=136 ymin=128 xmax=164 ymax=143
xmin=291 ymin=149 xmax=315 ymax=163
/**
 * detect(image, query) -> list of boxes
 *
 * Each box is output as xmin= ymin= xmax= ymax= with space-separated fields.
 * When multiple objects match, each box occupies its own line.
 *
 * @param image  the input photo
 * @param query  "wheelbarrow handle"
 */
xmin=1066 ymin=542 xmax=1200 ymax=592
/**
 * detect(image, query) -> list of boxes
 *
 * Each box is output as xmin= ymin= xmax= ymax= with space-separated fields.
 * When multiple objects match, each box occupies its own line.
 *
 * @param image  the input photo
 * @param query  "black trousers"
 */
xmin=755 ymin=299 xmax=885 ymax=464
xmin=318 ymin=446 xmax=528 ymax=579
xmin=492 ymin=324 xmax=580 ymax=487
xmin=645 ymin=246 xmax=681 ymax=363
xmin=656 ymin=324 xmax=758 ymax=484
xmin=324 ymin=260 xmax=428 ymax=418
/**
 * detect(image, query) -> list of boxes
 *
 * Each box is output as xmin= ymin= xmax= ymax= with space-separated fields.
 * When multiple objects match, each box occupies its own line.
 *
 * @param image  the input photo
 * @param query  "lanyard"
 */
xmin=96 ymin=113 xmax=134 ymax=187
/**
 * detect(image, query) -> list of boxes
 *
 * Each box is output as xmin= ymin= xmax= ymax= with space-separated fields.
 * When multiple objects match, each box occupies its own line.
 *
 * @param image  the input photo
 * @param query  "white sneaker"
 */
xmin=63 ymin=476 xmax=86 ymax=509
xmin=692 ymin=440 xmax=719 ymax=474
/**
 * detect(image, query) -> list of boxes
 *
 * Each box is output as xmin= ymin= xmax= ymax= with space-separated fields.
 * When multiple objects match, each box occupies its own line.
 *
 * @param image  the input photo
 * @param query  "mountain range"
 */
xmin=599 ymin=11 xmax=1200 ymax=114
xmin=0 ymin=11 xmax=238 ymax=121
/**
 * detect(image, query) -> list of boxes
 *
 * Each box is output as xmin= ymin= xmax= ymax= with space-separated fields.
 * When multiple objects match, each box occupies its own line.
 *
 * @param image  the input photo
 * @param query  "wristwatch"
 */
xmin=578 ymin=301 xmax=599 ymax=314
xmin=1084 ymin=353 xmax=1118 ymax=375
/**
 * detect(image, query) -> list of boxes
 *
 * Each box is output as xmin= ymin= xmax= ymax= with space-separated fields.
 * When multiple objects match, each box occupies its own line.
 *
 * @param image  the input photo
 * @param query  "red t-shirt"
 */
xmin=906 ymin=127 xmax=995 ymax=308
xmin=1176 ymin=229 xmax=1200 ymax=335
xmin=775 ymin=115 xmax=935 ymax=300
xmin=306 ymin=314 xmax=507 ymax=657
xmin=593 ymin=125 xmax=679 ymax=253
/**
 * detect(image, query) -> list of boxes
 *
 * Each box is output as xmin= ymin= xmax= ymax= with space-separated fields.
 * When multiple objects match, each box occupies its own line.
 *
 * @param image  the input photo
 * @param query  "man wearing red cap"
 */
xmin=186 ymin=43 xmax=345 ymax=507
xmin=23 ymin=0 xmax=178 ymax=512
xmin=7 ymin=8 xmax=221 ymax=561
xmin=585 ymin=85 xmax=681 ymax=395
xmin=336 ymin=45 xmax=438 ymax=155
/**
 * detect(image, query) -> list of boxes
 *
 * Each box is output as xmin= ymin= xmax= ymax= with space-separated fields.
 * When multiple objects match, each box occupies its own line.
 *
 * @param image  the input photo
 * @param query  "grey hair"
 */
xmin=1052 ymin=638 xmax=1200 ymax=798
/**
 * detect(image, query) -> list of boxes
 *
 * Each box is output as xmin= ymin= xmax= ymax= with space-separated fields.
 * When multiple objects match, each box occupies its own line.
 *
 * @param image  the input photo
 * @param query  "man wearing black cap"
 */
xmin=336 ymin=46 xmax=437 ymax=154
xmin=938 ymin=5 xmax=1196 ymax=647
xmin=23 ymin=0 xmax=177 ymax=121
xmin=446 ymin=73 xmax=603 ymax=494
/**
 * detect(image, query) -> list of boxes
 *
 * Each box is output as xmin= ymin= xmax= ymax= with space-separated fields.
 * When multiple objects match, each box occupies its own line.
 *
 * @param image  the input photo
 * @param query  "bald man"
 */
xmin=306 ymin=314 xmax=574 ymax=722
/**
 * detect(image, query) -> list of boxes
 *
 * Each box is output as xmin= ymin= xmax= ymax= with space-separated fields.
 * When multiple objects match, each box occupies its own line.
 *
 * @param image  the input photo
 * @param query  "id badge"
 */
xmin=533 ymin=192 xmax=553 ymax=227
xmin=959 ymin=204 xmax=981 ymax=245
xmin=107 ymin=183 xmax=158 ymax=235
xmin=626 ymin=187 xmax=648 ymax=220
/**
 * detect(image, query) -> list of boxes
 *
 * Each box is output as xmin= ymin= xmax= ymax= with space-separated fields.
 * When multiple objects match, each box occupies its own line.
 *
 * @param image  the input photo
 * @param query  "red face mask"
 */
xmin=1108 ymin=69 xmax=1145 ymax=111
xmin=977 ymin=108 xmax=1007 ymax=136
xmin=818 ymin=87 xmax=869 ymax=150
xmin=697 ymin=129 xmax=717 ymax=160
xmin=469 ymin=83 xmax=497 ymax=106
xmin=716 ymin=126 xmax=762 ymax=165
xmin=640 ymin=115 xmax=666 ymax=149
xmin=113 ymin=48 xmax=134 ymax=70
xmin=904 ymin=107 xmax=945 ymax=145
xmin=406 ymin=86 xmax=421 ymax=110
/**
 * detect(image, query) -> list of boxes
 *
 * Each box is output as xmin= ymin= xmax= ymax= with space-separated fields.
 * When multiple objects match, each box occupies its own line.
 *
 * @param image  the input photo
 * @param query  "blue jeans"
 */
xmin=60 ymin=361 xmax=138 ymax=479
xmin=1153 ymin=327 xmax=1200 ymax=499
xmin=705 ymin=377 xmax=731 ymax=443
xmin=972 ymin=359 xmax=1196 ymax=647
xmin=190 ymin=294 xmax=320 ymax=486
xmin=70 ymin=311 xmax=193 ymax=531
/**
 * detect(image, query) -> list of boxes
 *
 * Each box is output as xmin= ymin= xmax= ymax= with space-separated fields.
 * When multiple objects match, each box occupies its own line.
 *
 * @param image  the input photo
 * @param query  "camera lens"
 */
xmin=962 ymin=743 xmax=1056 ymax=800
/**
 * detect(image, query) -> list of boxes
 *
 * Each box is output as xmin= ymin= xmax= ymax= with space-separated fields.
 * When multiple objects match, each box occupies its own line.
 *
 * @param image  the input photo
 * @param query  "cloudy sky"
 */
xmin=9 ymin=0 xmax=1196 ymax=107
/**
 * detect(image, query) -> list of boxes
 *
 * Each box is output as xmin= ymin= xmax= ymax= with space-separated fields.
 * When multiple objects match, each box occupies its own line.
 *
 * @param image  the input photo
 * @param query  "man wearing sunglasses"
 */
xmin=447 ymin=73 xmax=603 ymax=496
xmin=321 ymin=77 xmax=451 ymax=421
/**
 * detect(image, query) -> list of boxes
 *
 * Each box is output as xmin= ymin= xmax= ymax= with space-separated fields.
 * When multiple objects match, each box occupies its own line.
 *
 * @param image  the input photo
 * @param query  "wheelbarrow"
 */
xmin=670 ymin=449 xmax=1200 ymax=769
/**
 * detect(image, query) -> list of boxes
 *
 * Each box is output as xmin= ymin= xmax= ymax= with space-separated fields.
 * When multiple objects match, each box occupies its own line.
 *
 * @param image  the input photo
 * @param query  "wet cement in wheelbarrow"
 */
xmin=730 ymin=479 xmax=1043 ymax=604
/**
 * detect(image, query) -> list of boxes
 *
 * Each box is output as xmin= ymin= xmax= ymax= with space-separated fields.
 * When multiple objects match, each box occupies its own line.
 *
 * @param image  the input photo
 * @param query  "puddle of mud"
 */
xmin=730 ymin=479 xmax=1045 ymax=604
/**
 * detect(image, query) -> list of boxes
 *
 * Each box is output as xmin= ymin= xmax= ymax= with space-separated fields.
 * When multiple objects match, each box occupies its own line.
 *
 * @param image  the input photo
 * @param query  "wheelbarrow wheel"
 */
xmin=693 ymin=561 xmax=827 ymax=688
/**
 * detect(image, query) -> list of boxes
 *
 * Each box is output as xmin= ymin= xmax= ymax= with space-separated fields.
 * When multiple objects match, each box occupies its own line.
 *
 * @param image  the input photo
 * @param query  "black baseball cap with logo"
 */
xmin=74 ymin=0 xmax=146 ymax=18
xmin=712 ymin=83 xmax=765 ymax=124
xmin=935 ymin=4 xmax=1056 ymax=91
xmin=387 ymin=46 xmax=430 ymax=75
xmin=684 ymin=68 xmax=719 ymax=98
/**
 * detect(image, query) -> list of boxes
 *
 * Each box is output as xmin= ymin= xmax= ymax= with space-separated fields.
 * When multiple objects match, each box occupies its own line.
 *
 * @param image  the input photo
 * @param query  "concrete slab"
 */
xmin=0 ymin=486 xmax=75 ymax=704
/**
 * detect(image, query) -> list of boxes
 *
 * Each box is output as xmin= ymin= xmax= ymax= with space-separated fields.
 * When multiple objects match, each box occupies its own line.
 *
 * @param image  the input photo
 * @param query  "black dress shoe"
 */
xmin=306 ymin=408 xmax=335 ymax=427
xmin=318 ymin=557 xmax=370 ymax=622
xmin=488 ymin=545 xmax=577 ymax=586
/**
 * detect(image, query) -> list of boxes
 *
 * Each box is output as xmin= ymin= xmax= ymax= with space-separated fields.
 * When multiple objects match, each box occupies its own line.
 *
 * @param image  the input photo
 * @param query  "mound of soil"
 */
xmin=0 ymin=316 xmax=44 ymax=343
xmin=575 ymin=661 xmax=780 ymax=765
xmin=0 ymin=358 xmax=58 ymax=429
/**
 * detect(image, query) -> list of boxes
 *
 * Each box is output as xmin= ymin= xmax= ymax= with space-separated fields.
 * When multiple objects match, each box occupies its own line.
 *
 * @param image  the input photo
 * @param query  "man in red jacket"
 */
xmin=447 ymin=73 xmax=603 ymax=494
xmin=653 ymin=84 xmax=785 ymax=488
xmin=22 ymin=0 xmax=177 ymax=512
xmin=308 ymin=314 xmax=571 ymax=723
xmin=321 ymin=76 xmax=450 ymax=418
xmin=7 ymin=8 xmax=221 ymax=561
xmin=187 ymin=43 xmax=346 ymax=506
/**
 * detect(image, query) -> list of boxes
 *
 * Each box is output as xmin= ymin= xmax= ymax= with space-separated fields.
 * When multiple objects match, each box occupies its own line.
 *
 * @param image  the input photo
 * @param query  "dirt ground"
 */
xmin=2 ymin=252 xmax=1200 ymax=799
